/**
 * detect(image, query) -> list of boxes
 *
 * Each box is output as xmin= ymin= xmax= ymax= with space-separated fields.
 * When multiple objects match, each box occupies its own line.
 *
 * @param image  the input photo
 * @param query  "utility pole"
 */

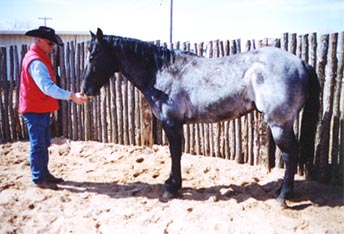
xmin=160 ymin=0 xmax=173 ymax=44
xmin=38 ymin=17 xmax=52 ymax=26
xmin=169 ymin=0 xmax=173 ymax=44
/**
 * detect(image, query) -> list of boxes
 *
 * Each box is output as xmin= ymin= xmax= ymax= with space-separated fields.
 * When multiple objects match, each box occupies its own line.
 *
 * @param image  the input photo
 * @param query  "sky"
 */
xmin=0 ymin=0 xmax=343 ymax=44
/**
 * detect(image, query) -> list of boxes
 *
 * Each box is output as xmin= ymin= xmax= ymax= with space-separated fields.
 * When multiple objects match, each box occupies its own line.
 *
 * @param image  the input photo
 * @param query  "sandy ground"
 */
xmin=0 ymin=137 xmax=343 ymax=234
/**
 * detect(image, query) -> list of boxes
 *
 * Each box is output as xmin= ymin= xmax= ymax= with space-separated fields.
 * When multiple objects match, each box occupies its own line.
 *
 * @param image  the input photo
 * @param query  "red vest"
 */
xmin=18 ymin=44 xmax=60 ymax=113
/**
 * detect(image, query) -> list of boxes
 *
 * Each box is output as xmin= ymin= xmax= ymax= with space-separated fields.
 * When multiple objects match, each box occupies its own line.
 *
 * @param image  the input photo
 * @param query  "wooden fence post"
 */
xmin=58 ymin=44 xmax=67 ymax=137
xmin=339 ymin=32 xmax=344 ymax=179
xmin=0 ymin=47 xmax=4 ymax=141
xmin=289 ymin=33 xmax=297 ymax=55
xmin=84 ymin=100 xmax=92 ymax=141
xmin=122 ymin=78 xmax=129 ymax=145
xmin=70 ymin=42 xmax=78 ymax=140
xmin=0 ymin=47 xmax=10 ymax=142
xmin=13 ymin=45 xmax=22 ymax=140
xmin=75 ymin=43 xmax=83 ymax=140
xmin=135 ymin=88 xmax=141 ymax=145
xmin=109 ymin=75 xmax=118 ymax=143
xmin=331 ymin=31 xmax=344 ymax=184
xmin=309 ymin=33 xmax=317 ymax=69
xmin=83 ymin=43 xmax=92 ymax=141
xmin=20 ymin=45 xmax=28 ymax=138
xmin=101 ymin=86 xmax=108 ymax=143
xmin=128 ymin=82 xmax=135 ymax=145
xmin=203 ymin=41 xmax=213 ymax=156
xmin=197 ymin=42 xmax=204 ymax=155
xmin=317 ymin=33 xmax=338 ymax=182
xmin=8 ymin=46 xmax=16 ymax=140
xmin=115 ymin=73 xmax=123 ymax=144
xmin=140 ymin=92 xmax=153 ymax=147
xmin=314 ymin=34 xmax=329 ymax=179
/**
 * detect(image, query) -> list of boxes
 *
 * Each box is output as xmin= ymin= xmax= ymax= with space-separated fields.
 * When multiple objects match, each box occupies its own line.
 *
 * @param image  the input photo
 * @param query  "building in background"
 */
xmin=0 ymin=30 xmax=90 ymax=48
xmin=0 ymin=30 xmax=91 ymax=82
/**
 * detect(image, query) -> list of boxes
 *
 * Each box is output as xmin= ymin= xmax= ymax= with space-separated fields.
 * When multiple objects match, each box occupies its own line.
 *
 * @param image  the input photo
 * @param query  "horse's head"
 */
xmin=82 ymin=28 xmax=118 ymax=97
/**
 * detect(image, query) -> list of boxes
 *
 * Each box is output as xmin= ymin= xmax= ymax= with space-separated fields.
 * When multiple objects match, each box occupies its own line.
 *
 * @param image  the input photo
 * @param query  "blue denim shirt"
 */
xmin=29 ymin=60 xmax=72 ymax=100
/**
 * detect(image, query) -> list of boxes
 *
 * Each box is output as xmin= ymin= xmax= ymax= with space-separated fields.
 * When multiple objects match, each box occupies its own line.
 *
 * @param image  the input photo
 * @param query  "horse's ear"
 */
xmin=90 ymin=30 xmax=96 ymax=38
xmin=96 ymin=28 xmax=104 ymax=42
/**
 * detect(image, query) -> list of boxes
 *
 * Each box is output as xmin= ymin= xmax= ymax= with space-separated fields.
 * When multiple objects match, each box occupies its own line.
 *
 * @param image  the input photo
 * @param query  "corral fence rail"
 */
xmin=0 ymin=31 xmax=343 ymax=185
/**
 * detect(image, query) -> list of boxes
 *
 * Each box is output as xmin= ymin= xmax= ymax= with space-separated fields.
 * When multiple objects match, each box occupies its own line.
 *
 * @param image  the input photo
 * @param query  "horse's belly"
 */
xmin=185 ymin=97 xmax=255 ymax=123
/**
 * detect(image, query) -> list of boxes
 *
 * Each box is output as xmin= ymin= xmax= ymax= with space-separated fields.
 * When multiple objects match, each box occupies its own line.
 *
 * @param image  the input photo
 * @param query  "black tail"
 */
xmin=299 ymin=62 xmax=321 ymax=179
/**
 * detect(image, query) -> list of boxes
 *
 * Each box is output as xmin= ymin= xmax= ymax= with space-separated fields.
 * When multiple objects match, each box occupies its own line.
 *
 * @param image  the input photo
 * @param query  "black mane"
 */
xmin=104 ymin=35 xmax=177 ymax=70
xmin=103 ymin=35 xmax=198 ymax=71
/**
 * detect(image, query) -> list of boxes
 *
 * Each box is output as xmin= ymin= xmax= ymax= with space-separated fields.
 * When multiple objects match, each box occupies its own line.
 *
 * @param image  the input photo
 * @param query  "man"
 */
xmin=18 ymin=26 xmax=88 ymax=190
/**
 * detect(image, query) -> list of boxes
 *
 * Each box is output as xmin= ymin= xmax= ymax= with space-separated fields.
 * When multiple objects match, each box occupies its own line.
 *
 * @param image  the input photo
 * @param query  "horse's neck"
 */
xmin=118 ymin=58 xmax=153 ymax=92
xmin=116 ymin=41 xmax=173 ymax=93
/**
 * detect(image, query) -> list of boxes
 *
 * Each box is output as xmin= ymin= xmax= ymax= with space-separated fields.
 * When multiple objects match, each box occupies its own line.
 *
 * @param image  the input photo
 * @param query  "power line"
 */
xmin=38 ymin=17 xmax=52 ymax=26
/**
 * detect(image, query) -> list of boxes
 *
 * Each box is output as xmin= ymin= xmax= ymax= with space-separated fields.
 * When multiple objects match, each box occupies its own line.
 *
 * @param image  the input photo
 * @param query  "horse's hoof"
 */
xmin=160 ymin=191 xmax=177 ymax=202
xmin=276 ymin=197 xmax=289 ymax=209
xmin=164 ymin=191 xmax=176 ymax=198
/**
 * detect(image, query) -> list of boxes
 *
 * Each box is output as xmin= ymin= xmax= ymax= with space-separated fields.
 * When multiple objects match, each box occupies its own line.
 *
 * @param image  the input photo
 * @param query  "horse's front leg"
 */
xmin=161 ymin=120 xmax=183 ymax=198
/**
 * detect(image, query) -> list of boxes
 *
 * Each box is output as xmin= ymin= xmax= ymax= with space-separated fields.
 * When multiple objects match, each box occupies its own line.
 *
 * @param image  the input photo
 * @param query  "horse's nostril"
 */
xmin=81 ymin=87 xmax=86 ymax=95
xmin=82 ymin=87 xmax=92 ymax=96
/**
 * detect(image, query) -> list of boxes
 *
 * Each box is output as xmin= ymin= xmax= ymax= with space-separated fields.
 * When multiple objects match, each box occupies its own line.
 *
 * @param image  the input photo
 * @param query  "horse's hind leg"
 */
xmin=270 ymin=124 xmax=298 ymax=207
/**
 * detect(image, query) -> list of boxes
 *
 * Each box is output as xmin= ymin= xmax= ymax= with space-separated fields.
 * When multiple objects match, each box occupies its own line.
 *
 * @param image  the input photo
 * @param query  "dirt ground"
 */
xmin=0 ymin=137 xmax=343 ymax=234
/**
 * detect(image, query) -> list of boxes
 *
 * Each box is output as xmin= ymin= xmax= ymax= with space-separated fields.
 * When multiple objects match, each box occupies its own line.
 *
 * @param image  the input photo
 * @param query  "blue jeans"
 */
xmin=22 ymin=113 xmax=51 ymax=184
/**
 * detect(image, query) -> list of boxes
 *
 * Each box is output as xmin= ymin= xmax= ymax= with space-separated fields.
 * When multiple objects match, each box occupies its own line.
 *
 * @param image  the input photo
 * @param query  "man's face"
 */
xmin=36 ymin=37 xmax=55 ymax=54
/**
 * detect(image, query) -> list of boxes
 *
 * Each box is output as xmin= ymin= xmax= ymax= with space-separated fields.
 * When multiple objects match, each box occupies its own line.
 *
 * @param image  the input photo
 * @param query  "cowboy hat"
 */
xmin=25 ymin=26 xmax=63 ymax=46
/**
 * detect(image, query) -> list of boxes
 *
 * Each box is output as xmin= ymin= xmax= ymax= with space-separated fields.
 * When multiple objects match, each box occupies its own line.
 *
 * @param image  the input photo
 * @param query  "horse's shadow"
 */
xmin=60 ymin=179 xmax=343 ymax=210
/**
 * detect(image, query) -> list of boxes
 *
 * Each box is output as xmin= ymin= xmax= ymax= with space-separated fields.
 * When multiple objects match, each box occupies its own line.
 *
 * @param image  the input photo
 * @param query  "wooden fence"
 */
xmin=0 ymin=31 xmax=343 ymax=185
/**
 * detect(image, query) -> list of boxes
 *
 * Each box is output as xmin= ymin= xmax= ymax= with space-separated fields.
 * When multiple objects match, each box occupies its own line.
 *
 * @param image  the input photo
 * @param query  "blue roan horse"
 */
xmin=82 ymin=28 xmax=320 ymax=206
